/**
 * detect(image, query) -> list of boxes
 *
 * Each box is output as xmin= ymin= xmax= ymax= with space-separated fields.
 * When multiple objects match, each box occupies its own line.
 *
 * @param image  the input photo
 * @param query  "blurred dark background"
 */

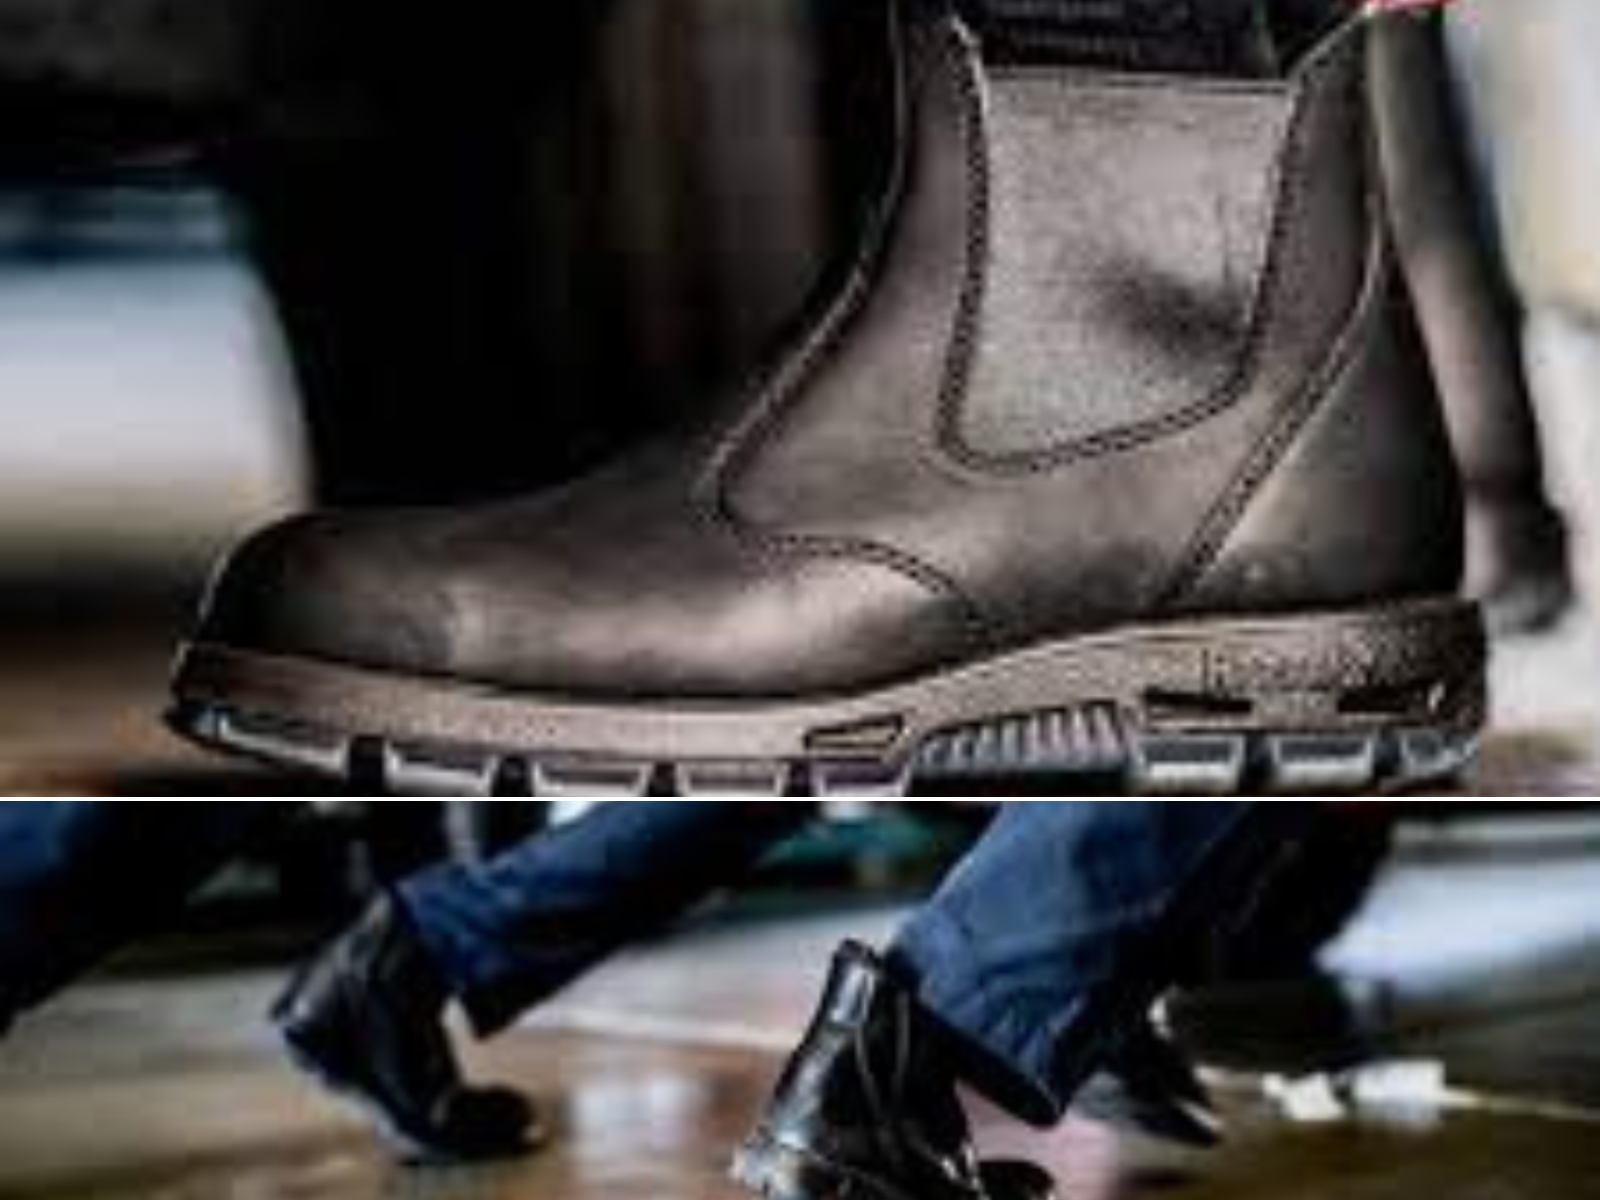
xmin=0 ymin=0 xmax=895 ymax=518
xmin=234 ymin=0 xmax=898 ymax=507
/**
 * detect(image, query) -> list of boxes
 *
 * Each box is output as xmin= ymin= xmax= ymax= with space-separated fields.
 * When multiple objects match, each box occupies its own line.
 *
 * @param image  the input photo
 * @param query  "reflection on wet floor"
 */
xmin=2 ymin=818 xmax=1600 ymax=1200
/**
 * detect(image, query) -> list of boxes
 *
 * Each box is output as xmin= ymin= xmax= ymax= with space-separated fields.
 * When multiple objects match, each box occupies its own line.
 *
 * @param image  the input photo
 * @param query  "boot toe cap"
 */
xmin=189 ymin=502 xmax=970 ymax=699
xmin=193 ymin=512 xmax=455 ymax=674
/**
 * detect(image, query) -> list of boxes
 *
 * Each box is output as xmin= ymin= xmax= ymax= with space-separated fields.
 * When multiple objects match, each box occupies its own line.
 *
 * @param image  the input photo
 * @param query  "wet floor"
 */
xmin=2 ymin=818 xmax=1599 ymax=1200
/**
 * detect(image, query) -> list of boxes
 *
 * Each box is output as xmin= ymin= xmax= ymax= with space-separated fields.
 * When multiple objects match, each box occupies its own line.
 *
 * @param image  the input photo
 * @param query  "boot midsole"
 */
xmin=172 ymin=598 xmax=1486 ymax=771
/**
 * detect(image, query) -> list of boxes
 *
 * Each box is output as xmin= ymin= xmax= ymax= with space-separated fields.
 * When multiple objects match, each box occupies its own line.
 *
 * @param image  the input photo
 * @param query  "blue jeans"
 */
xmin=403 ymin=800 xmax=1312 ymax=1125
xmin=0 ymin=801 xmax=280 ymax=1031
xmin=892 ymin=801 xmax=1314 ymax=1124
xmin=401 ymin=801 xmax=820 ymax=1034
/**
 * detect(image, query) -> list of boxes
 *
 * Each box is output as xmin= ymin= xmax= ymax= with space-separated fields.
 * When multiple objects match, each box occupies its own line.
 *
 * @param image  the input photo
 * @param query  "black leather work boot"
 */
xmin=274 ymin=897 xmax=542 ymax=1164
xmin=734 ymin=942 xmax=1055 ymax=1200
xmin=172 ymin=0 xmax=1486 ymax=797
xmin=1370 ymin=9 xmax=1574 ymax=637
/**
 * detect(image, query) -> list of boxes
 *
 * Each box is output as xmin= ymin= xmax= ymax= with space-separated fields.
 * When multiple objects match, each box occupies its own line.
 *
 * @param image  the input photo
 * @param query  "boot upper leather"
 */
xmin=198 ymin=0 xmax=1464 ymax=703
xmin=203 ymin=447 xmax=982 ymax=700
xmin=750 ymin=942 xmax=988 ymax=1198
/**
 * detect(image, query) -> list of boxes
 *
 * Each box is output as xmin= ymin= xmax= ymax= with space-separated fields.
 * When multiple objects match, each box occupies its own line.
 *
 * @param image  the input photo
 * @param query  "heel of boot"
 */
xmin=1122 ymin=600 xmax=1487 ymax=795
xmin=913 ymin=599 xmax=1485 ymax=796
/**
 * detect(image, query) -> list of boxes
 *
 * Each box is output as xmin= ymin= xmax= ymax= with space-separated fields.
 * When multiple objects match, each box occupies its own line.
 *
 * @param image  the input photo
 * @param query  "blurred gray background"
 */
xmin=0 ymin=188 xmax=302 ymax=580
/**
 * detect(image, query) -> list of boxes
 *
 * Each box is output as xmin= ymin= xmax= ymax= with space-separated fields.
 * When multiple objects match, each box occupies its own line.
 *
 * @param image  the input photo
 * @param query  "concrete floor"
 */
xmin=1 ymin=824 xmax=1598 ymax=1200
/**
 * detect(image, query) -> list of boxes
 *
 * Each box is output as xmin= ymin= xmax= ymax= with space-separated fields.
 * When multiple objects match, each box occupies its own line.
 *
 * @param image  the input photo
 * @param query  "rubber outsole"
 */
xmin=169 ymin=599 xmax=1487 ymax=797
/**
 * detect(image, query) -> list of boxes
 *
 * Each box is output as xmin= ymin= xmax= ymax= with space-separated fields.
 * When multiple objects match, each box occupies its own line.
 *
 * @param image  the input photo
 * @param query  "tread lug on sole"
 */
xmin=808 ymin=762 xmax=914 ymax=798
xmin=1395 ymin=728 xmax=1478 ymax=790
xmin=382 ymin=743 xmax=503 ymax=796
xmin=530 ymin=760 xmax=656 ymax=797
xmin=1132 ymin=734 xmax=1250 ymax=795
xmin=205 ymin=708 xmax=351 ymax=778
xmin=1261 ymin=733 xmax=1382 ymax=794
xmin=673 ymin=762 xmax=796 ymax=796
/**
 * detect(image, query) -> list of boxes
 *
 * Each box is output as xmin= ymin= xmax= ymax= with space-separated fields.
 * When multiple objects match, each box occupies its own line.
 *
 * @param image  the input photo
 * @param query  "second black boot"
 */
xmin=173 ymin=0 xmax=1486 ymax=797
xmin=274 ymin=897 xmax=542 ymax=1163
xmin=734 ymin=942 xmax=1054 ymax=1200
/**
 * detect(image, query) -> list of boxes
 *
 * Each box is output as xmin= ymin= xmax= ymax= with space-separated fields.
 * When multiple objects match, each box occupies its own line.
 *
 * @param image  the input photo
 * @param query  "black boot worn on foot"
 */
xmin=173 ymin=0 xmax=1486 ymax=797
xmin=274 ymin=897 xmax=541 ymax=1164
xmin=734 ymin=942 xmax=1055 ymax=1200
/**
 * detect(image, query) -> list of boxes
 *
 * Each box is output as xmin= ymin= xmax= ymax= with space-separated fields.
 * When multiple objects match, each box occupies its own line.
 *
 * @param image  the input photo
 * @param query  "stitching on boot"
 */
xmin=697 ymin=3 xmax=1002 ymax=653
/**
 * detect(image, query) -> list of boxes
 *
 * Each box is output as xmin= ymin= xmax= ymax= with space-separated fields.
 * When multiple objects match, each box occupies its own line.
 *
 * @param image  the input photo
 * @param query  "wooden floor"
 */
xmin=5 ymin=1017 xmax=1594 ymax=1200
xmin=2 ymin=850 xmax=1599 ymax=1200
xmin=2 ymin=599 xmax=1600 ymax=793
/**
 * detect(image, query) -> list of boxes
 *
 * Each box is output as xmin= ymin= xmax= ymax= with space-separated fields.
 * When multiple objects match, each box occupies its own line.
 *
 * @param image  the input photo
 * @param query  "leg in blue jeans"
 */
xmin=399 ymin=800 xmax=818 ymax=1033
xmin=892 ymin=801 xmax=1315 ymax=1123
xmin=734 ymin=801 xmax=1315 ymax=1200
xmin=0 ymin=801 xmax=281 ymax=1031
xmin=275 ymin=800 xmax=819 ymax=1161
